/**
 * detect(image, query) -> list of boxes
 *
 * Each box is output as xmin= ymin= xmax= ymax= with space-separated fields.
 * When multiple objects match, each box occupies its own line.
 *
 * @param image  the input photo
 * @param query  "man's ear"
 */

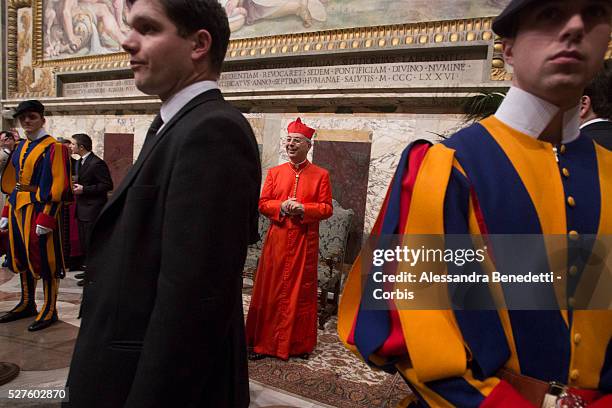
xmin=191 ymin=29 xmax=212 ymax=61
xmin=502 ymin=38 xmax=514 ymax=68
xmin=579 ymin=95 xmax=592 ymax=119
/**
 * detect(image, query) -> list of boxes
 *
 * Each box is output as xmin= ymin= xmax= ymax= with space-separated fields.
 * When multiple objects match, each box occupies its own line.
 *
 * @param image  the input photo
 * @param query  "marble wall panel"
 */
xmin=312 ymin=140 xmax=371 ymax=263
xmin=41 ymin=111 xmax=465 ymax=239
xmin=104 ymin=133 xmax=134 ymax=190
xmin=364 ymin=114 xmax=464 ymax=235
xmin=257 ymin=114 xmax=282 ymax=180
xmin=247 ymin=116 xmax=265 ymax=145
xmin=44 ymin=114 xmax=155 ymax=162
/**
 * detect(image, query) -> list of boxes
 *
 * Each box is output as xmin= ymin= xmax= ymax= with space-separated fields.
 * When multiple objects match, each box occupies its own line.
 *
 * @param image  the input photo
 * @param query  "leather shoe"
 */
xmin=77 ymin=279 xmax=85 ymax=287
xmin=27 ymin=314 xmax=58 ymax=332
xmin=248 ymin=352 xmax=267 ymax=361
xmin=74 ymin=272 xmax=86 ymax=279
xmin=297 ymin=353 xmax=310 ymax=360
xmin=0 ymin=307 xmax=38 ymax=323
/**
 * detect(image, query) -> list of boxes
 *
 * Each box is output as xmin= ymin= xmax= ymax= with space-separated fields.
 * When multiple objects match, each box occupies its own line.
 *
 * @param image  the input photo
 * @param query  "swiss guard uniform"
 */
xmin=0 ymin=103 xmax=72 ymax=332
xmin=338 ymin=87 xmax=612 ymax=407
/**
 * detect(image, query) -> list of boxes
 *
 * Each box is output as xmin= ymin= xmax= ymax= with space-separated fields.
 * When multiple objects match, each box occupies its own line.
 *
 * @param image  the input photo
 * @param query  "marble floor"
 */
xmin=0 ymin=269 xmax=332 ymax=408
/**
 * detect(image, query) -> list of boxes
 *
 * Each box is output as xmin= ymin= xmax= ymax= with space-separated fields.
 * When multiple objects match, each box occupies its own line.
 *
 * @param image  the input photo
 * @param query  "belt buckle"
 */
xmin=543 ymin=382 xmax=586 ymax=408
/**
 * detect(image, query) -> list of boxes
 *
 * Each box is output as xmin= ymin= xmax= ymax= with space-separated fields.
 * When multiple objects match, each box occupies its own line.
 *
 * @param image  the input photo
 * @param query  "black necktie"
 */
xmin=140 ymin=114 xmax=164 ymax=154
xmin=147 ymin=115 xmax=164 ymax=139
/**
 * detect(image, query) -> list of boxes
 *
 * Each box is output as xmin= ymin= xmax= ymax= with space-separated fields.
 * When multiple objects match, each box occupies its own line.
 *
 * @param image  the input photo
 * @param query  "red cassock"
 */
xmin=246 ymin=160 xmax=333 ymax=359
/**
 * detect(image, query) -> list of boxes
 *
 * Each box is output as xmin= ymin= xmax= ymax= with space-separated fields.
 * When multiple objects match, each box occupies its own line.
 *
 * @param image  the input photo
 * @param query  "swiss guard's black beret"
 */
xmin=13 ymin=100 xmax=45 ymax=118
xmin=492 ymin=0 xmax=537 ymax=38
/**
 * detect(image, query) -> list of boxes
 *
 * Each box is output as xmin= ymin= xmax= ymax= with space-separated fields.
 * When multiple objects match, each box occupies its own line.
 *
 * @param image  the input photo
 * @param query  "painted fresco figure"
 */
xmin=247 ymin=118 xmax=333 ymax=361
xmin=44 ymin=0 xmax=127 ymax=57
xmin=0 ymin=100 xmax=72 ymax=332
xmin=243 ymin=0 xmax=327 ymax=28
xmin=62 ymin=0 xmax=126 ymax=52
xmin=339 ymin=0 xmax=612 ymax=407
xmin=220 ymin=0 xmax=248 ymax=32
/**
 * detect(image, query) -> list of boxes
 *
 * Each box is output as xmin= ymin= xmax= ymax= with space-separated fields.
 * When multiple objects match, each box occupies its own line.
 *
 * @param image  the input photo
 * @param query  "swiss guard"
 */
xmin=0 ymin=100 xmax=72 ymax=331
xmin=339 ymin=0 xmax=612 ymax=407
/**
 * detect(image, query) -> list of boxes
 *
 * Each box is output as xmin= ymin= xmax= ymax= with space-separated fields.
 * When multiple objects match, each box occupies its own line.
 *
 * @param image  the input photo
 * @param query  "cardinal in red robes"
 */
xmin=246 ymin=117 xmax=333 ymax=360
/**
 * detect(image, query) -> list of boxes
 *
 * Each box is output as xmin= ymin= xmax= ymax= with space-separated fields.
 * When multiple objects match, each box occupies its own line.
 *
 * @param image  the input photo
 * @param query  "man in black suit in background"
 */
xmin=69 ymin=133 xmax=113 ymax=286
xmin=65 ymin=0 xmax=261 ymax=406
xmin=580 ymin=59 xmax=612 ymax=150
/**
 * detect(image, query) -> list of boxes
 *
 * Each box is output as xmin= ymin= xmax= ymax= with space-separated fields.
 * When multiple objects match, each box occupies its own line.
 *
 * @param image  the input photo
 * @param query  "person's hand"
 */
xmin=281 ymin=198 xmax=294 ymax=214
xmin=0 ymin=217 xmax=8 ymax=230
xmin=295 ymin=203 xmax=304 ymax=215
xmin=73 ymin=184 xmax=84 ymax=195
xmin=0 ymin=132 xmax=14 ymax=149
xmin=283 ymin=198 xmax=304 ymax=215
xmin=36 ymin=225 xmax=52 ymax=236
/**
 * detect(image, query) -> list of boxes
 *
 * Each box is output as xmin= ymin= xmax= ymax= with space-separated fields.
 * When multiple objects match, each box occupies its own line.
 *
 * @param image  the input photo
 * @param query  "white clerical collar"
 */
xmin=26 ymin=128 xmax=48 ymax=141
xmin=159 ymin=80 xmax=219 ymax=131
xmin=580 ymin=118 xmax=611 ymax=130
xmin=494 ymin=86 xmax=581 ymax=144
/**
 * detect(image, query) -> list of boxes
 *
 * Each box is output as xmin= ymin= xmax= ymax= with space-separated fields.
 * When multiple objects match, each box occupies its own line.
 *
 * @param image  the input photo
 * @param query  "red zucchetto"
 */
xmin=287 ymin=117 xmax=315 ymax=139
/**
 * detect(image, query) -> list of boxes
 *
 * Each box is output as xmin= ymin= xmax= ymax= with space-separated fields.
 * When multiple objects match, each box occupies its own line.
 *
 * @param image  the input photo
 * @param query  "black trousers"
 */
xmin=77 ymin=220 xmax=94 ymax=268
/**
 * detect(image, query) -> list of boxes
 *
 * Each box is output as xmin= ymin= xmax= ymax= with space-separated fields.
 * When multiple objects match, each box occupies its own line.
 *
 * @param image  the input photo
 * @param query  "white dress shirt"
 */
xmin=579 ymin=118 xmax=611 ymax=130
xmin=80 ymin=151 xmax=92 ymax=165
xmin=158 ymin=80 xmax=219 ymax=133
xmin=26 ymin=128 xmax=49 ymax=141
xmin=494 ymin=86 xmax=581 ymax=144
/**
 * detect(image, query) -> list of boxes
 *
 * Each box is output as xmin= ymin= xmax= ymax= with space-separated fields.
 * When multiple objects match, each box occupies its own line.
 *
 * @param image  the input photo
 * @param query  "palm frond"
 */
xmin=462 ymin=91 xmax=507 ymax=123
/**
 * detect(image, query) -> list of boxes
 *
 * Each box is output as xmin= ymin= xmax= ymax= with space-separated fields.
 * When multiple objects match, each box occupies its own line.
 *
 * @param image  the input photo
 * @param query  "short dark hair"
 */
xmin=584 ymin=60 xmax=612 ymax=120
xmin=72 ymin=133 xmax=93 ymax=152
xmin=0 ymin=130 xmax=16 ymax=140
xmin=126 ymin=0 xmax=230 ymax=74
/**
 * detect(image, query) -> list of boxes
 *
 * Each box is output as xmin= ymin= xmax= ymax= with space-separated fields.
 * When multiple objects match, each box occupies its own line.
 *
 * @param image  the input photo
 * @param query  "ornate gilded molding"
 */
xmin=6 ymin=0 xmax=32 ymax=95
xmin=7 ymin=0 xmax=54 ymax=97
xmin=7 ymin=1 xmax=612 ymax=98
xmin=490 ymin=37 xmax=512 ymax=81
xmin=31 ymin=0 xmax=42 ymax=66
xmin=226 ymin=17 xmax=495 ymax=60
xmin=41 ymin=16 xmax=499 ymax=74
xmin=29 ymin=0 xmax=128 ymax=71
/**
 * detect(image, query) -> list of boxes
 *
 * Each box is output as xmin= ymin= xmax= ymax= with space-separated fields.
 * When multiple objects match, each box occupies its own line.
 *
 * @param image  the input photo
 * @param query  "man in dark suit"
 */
xmin=580 ymin=59 xmax=611 ymax=150
xmin=69 ymin=133 xmax=113 ymax=286
xmin=64 ymin=0 xmax=261 ymax=406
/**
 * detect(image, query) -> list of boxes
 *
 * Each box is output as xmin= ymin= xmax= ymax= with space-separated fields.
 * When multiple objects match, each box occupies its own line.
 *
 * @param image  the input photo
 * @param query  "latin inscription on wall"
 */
xmin=61 ymin=50 xmax=489 ymax=97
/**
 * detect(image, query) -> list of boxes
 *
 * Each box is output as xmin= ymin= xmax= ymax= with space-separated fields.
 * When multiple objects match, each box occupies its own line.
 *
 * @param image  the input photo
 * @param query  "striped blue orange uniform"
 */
xmin=338 ymin=114 xmax=612 ymax=407
xmin=1 ymin=135 xmax=72 ymax=324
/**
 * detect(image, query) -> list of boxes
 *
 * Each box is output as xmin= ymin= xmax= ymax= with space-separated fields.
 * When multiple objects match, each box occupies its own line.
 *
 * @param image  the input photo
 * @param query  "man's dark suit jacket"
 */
xmin=65 ymin=89 xmax=261 ymax=408
xmin=75 ymin=152 xmax=113 ymax=222
xmin=582 ymin=120 xmax=612 ymax=151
